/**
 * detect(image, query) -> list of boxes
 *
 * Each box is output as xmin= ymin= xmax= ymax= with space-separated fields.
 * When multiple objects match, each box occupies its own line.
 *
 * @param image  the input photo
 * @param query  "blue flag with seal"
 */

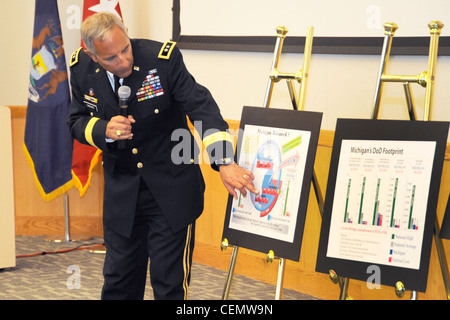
xmin=24 ymin=0 xmax=74 ymax=201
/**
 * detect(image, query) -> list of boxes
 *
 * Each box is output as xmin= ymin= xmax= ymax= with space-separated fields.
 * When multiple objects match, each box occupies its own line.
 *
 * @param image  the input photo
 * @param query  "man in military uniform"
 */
xmin=67 ymin=12 xmax=258 ymax=300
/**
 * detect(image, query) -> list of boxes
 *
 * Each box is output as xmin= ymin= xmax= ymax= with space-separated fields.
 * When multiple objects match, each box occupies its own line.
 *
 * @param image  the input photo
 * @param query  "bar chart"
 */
xmin=342 ymin=175 xmax=421 ymax=232
xmin=326 ymin=139 xmax=436 ymax=270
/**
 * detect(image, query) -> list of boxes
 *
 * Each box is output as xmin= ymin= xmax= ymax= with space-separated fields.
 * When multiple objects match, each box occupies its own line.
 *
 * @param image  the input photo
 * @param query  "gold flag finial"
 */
xmin=383 ymin=22 xmax=398 ymax=36
xmin=276 ymin=26 xmax=289 ymax=38
xmin=428 ymin=20 xmax=444 ymax=35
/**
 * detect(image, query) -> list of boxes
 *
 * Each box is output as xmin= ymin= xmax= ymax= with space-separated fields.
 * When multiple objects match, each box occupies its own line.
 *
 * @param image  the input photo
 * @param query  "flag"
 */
xmin=71 ymin=0 xmax=123 ymax=197
xmin=24 ymin=0 xmax=74 ymax=201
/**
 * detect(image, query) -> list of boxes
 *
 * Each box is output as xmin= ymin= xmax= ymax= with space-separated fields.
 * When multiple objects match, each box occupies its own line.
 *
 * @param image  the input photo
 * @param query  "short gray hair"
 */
xmin=81 ymin=12 xmax=128 ymax=54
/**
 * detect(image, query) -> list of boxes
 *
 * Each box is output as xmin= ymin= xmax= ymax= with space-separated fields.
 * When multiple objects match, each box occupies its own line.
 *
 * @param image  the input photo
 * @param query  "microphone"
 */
xmin=117 ymin=85 xmax=131 ymax=150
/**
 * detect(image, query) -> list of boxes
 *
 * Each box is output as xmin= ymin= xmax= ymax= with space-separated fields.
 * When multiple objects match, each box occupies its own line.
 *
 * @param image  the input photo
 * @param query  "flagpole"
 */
xmin=43 ymin=193 xmax=92 ymax=243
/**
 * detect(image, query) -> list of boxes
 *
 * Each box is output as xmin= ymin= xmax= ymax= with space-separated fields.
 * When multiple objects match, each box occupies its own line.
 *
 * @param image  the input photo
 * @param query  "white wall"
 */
xmin=1 ymin=0 xmax=449 ymax=136
xmin=178 ymin=0 xmax=450 ymax=38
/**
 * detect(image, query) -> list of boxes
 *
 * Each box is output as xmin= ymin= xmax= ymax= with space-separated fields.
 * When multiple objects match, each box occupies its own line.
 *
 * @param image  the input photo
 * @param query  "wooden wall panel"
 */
xmin=10 ymin=106 xmax=103 ymax=236
xmin=9 ymin=106 xmax=450 ymax=299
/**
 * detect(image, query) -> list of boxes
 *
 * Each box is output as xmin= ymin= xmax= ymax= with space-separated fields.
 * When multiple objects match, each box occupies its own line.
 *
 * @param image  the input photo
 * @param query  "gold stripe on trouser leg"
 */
xmin=182 ymin=224 xmax=193 ymax=300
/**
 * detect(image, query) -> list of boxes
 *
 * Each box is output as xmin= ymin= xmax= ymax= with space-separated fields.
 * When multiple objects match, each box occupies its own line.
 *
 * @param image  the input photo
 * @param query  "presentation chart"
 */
xmin=228 ymin=124 xmax=310 ymax=243
xmin=326 ymin=139 xmax=436 ymax=270
xmin=222 ymin=107 xmax=322 ymax=262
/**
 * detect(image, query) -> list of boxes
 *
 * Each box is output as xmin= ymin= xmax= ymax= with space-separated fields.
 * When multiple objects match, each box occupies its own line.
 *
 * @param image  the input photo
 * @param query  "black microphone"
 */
xmin=117 ymin=85 xmax=131 ymax=150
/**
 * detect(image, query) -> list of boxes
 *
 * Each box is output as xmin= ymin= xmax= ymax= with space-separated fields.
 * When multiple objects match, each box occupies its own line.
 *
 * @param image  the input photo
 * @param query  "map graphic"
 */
xmin=228 ymin=125 xmax=310 ymax=243
xmin=251 ymin=140 xmax=301 ymax=218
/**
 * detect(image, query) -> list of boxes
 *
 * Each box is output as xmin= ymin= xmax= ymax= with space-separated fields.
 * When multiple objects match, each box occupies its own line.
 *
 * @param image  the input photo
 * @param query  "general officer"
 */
xmin=67 ymin=12 xmax=258 ymax=300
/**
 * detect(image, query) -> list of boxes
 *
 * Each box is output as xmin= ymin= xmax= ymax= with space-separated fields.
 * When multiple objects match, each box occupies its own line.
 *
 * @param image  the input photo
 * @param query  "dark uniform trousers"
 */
xmin=101 ymin=178 xmax=195 ymax=300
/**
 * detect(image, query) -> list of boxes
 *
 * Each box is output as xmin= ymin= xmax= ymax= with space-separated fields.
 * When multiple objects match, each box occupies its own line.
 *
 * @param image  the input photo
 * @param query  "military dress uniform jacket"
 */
xmin=67 ymin=39 xmax=233 ymax=238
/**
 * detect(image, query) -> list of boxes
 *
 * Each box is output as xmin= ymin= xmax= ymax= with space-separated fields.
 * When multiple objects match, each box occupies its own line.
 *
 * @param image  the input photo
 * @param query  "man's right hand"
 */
xmin=106 ymin=115 xmax=135 ymax=140
xmin=219 ymin=162 xmax=260 ymax=199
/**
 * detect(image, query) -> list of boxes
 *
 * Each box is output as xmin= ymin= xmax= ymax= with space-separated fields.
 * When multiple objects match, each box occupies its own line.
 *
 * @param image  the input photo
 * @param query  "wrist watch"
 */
xmin=215 ymin=157 xmax=234 ymax=167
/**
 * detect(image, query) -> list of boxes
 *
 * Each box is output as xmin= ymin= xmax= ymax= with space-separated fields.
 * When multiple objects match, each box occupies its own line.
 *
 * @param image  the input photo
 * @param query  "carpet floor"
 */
xmin=0 ymin=236 xmax=319 ymax=301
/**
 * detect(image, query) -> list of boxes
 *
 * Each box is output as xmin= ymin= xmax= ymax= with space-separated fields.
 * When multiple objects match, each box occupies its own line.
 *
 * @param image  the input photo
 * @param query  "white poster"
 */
xmin=228 ymin=124 xmax=311 ymax=243
xmin=326 ymin=140 xmax=436 ymax=270
xmin=180 ymin=0 xmax=450 ymax=37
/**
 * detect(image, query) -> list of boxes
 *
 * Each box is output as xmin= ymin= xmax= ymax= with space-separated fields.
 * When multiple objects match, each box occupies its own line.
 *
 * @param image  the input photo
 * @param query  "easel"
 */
xmin=372 ymin=21 xmax=442 ymax=121
xmin=263 ymin=26 xmax=324 ymax=216
xmin=221 ymin=26 xmax=321 ymax=300
xmin=330 ymin=21 xmax=449 ymax=300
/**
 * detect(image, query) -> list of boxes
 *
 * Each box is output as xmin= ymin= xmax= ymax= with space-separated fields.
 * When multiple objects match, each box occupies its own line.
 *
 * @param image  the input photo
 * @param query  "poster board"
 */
xmin=316 ymin=119 xmax=449 ymax=292
xmin=222 ymin=106 xmax=322 ymax=261
xmin=439 ymin=194 xmax=450 ymax=239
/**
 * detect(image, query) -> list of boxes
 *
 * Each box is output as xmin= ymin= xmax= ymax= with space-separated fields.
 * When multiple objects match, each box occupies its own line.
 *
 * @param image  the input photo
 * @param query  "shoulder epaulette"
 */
xmin=70 ymin=47 xmax=83 ymax=67
xmin=158 ymin=41 xmax=177 ymax=60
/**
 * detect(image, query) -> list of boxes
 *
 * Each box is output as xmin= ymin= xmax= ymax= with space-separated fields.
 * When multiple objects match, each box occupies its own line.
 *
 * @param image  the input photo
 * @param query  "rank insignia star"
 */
xmin=158 ymin=41 xmax=176 ymax=60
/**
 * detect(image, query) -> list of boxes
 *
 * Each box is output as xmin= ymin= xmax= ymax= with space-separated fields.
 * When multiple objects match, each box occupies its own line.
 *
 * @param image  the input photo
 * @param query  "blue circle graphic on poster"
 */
xmin=250 ymin=140 xmax=282 ymax=217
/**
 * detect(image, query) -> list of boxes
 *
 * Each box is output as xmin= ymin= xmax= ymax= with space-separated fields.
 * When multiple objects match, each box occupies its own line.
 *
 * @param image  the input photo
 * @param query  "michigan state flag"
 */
xmin=24 ymin=0 xmax=73 ymax=201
